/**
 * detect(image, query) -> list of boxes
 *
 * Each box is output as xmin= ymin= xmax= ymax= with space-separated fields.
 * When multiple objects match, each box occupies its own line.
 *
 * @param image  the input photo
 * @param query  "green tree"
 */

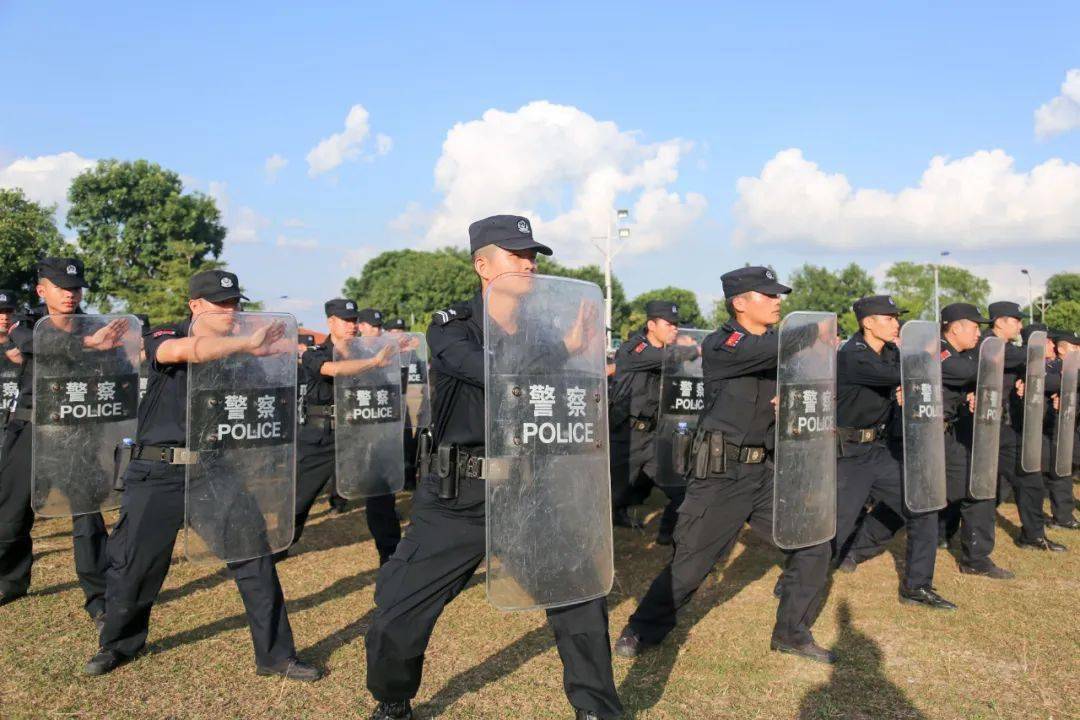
xmin=709 ymin=299 xmax=730 ymax=328
xmin=137 ymin=239 xmax=226 ymax=323
xmin=536 ymin=257 xmax=630 ymax=339
xmin=0 ymin=188 xmax=72 ymax=298
xmin=883 ymin=262 xmax=990 ymax=320
xmin=1044 ymin=300 xmax=1080 ymax=334
xmin=782 ymin=263 xmax=876 ymax=336
xmin=1044 ymin=272 xmax=1080 ymax=305
xmin=342 ymin=248 xmax=477 ymax=330
xmin=67 ymin=159 xmax=225 ymax=312
xmin=623 ymin=286 xmax=706 ymax=338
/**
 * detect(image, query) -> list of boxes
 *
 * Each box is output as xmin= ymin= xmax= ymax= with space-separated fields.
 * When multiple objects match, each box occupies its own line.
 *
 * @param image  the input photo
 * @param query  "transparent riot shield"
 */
xmin=1054 ymin=351 xmax=1079 ymax=477
xmin=333 ymin=335 xmax=404 ymax=499
xmin=773 ymin=312 xmax=837 ymax=550
xmin=0 ymin=353 xmax=19 ymax=437
xmin=900 ymin=321 xmax=947 ymax=513
xmin=654 ymin=328 xmax=708 ymax=488
xmin=185 ymin=312 xmax=297 ymax=563
xmin=31 ymin=314 xmax=140 ymax=517
xmin=1021 ymin=331 xmax=1048 ymax=473
xmin=969 ymin=337 xmax=1005 ymax=500
xmin=485 ymin=273 xmax=613 ymax=611
xmin=402 ymin=332 xmax=431 ymax=430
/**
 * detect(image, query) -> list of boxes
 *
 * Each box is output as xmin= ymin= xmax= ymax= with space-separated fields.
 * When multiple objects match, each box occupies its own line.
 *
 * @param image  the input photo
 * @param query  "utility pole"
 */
xmin=593 ymin=208 xmax=630 ymax=353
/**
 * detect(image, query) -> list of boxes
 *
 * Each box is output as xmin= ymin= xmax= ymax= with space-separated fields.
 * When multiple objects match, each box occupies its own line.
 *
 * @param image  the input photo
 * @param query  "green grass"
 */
xmin=1 ymin=487 xmax=1078 ymax=719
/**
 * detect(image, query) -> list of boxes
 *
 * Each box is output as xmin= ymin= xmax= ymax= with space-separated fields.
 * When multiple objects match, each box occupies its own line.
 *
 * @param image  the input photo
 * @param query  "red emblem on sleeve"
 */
xmin=633 ymin=341 xmax=648 ymax=354
xmin=939 ymin=349 xmax=951 ymax=360
xmin=724 ymin=331 xmax=744 ymax=348
xmin=152 ymin=329 xmax=177 ymax=338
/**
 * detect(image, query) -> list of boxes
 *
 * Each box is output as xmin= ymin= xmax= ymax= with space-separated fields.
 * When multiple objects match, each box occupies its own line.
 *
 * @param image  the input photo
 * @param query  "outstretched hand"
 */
xmin=84 ymin=318 xmax=130 ymax=351
xmin=247 ymin=320 xmax=287 ymax=356
xmin=563 ymin=300 xmax=598 ymax=356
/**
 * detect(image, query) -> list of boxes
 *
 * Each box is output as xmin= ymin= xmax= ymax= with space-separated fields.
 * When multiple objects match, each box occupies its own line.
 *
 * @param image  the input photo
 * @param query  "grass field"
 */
xmin=1 ymin=488 xmax=1077 ymax=720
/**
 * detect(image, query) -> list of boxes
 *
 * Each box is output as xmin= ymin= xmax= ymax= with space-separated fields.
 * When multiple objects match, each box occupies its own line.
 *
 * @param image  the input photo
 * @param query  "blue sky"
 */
xmin=2 ymin=2 xmax=1078 ymax=325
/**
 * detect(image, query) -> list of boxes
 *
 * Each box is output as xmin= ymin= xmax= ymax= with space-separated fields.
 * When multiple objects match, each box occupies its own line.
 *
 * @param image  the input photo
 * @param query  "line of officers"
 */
xmin=0 ymin=243 xmax=1076 ymax=720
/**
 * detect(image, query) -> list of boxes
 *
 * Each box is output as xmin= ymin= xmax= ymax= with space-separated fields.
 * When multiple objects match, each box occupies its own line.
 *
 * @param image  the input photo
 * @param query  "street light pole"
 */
xmin=594 ymin=208 xmax=630 ymax=353
xmin=1021 ymin=269 xmax=1032 ymax=318
xmin=933 ymin=250 xmax=950 ymax=321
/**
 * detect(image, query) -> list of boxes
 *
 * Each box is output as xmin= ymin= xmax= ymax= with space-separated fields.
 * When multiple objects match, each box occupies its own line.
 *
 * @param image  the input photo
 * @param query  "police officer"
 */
xmin=84 ymin=269 xmax=320 ymax=680
xmin=364 ymin=215 xmax=622 ymax=720
xmin=0 ymin=260 xmax=110 ymax=619
xmin=1049 ymin=331 xmax=1080 ymax=530
xmin=609 ymin=301 xmax=699 ymax=543
xmin=385 ymin=316 xmax=422 ymax=491
xmin=292 ymin=299 xmax=401 ymax=563
xmin=830 ymin=296 xmax=955 ymax=608
xmin=987 ymin=305 xmax=1064 ymax=550
xmin=934 ymin=304 xmax=1014 ymax=577
xmin=1043 ymin=329 xmax=1077 ymax=535
xmin=614 ymin=267 xmax=835 ymax=665
xmin=0 ymin=290 xmax=20 ymax=438
xmin=385 ymin=317 xmax=407 ymax=332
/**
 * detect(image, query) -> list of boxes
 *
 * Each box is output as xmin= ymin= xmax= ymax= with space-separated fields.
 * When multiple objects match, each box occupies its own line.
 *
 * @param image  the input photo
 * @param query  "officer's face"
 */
xmin=733 ymin=291 xmax=782 ymax=326
xmin=358 ymin=322 xmax=382 ymax=338
xmin=1058 ymin=341 xmax=1078 ymax=356
xmin=949 ymin=319 xmax=981 ymax=351
xmin=994 ymin=316 xmax=1022 ymax=340
xmin=864 ymin=314 xmax=900 ymax=343
xmin=36 ymin=279 xmax=82 ymax=314
xmin=0 ymin=311 xmax=11 ymax=335
xmin=475 ymin=246 xmax=538 ymax=292
xmin=189 ymin=297 xmax=239 ymax=335
xmin=648 ymin=318 xmax=679 ymax=345
xmin=1046 ymin=340 xmax=1057 ymax=361
xmin=328 ymin=315 xmax=358 ymax=340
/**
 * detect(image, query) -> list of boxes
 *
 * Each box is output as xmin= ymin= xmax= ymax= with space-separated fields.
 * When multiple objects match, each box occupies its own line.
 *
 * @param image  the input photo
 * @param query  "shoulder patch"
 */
xmin=724 ymin=331 xmax=744 ymax=348
xmin=940 ymin=349 xmax=951 ymax=361
xmin=431 ymin=303 xmax=471 ymax=326
xmin=632 ymin=341 xmax=648 ymax=354
xmin=152 ymin=328 xmax=177 ymax=338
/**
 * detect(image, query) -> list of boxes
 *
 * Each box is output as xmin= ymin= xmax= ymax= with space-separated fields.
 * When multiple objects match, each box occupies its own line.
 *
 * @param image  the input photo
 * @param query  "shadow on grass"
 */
xmin=34 ymin=579 xmax=80 ymax=596
xmin=618 ymin=534 xmax=779 ymax=717
xmin=31 ymin=547 xmax=65 ymax=561
xmin=797 ymin=600 xmax=927 ymax=720
xmin=994 ymin=510 xmax=1022 ymax=543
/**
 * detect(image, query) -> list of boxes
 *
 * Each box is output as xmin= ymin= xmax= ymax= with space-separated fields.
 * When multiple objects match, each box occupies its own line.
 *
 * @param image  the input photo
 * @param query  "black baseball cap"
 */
xmin=468 ymin=215 xmax=553 ymax=256
xmin=721 ymin=266 xmax=791 ymax=298
xmin=357 ymin=308 xmax=383 ymax=327
xmin=1047 ymin=328 xmax=1074 ymax=342
xmin=987 ymin=301 xmax=1028 ymax=321
xmin=325 ymin=298 xmax=359 ymax=320
xmin=853 ymin=295 xmax=906 ymax=320
xmin=298 ymin=333 xmax=316 ymax=346
xmin=188 ymin=269 xmax=248 ymax=302
xmin=38 ymin=257 xmax=88 ymax=289
xmin=0 ymin=290 xmax=16 ymax=311
xmin=1053 ymin=331 xmax=1080 ymax=347
xmin=941 ymin=303 xmax=990 ymax=325
xmin=386 ymin=317 xmax=407 ymax=331
xmin=644 ymin=300 xmax=681 ymax=324
xmin=1020 ymin=323 xmax=1048 ymax=345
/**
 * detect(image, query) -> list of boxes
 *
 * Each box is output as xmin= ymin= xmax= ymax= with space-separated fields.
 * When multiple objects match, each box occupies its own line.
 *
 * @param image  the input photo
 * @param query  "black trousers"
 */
xmin=936 ymin=429 xmax=997 ymax=568
xmin=835 ymin=440 xmax=937 ymax=590
xmin=0 ymin=420 xmax=108 ymax=615
xmin=294 ymin=438 xmax=401 ymax=563
xmin=99 ymin=460 xmax=296 ymax=666
xmin=1044 ymin=468 xmax=1077 ymax=524
xmin=626 ymin=461 xmax=830 ymax=647
xmin=610 ymin=425 xmax=684 ymax=537
xmin=365 ymin=477 xmax=623 ymax=719
xmin=997 ymin=436 xmax=1048 ymax=542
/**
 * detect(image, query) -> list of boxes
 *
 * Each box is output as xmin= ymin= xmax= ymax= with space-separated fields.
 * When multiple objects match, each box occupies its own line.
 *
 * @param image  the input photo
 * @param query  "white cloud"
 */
xmin=306 ymin=104 xmax=391 ymax=177
xmin=0 ymin=151 xmax=95 ymax=216
xmin=282 ymin=217 xmax=306 ymax=228
xmin=264 ymin=154 xmax=288 ymax=182
xmin=733 ymin=148 xmax=1080 ymax=250
xmin=265 ymin=296 xmax=317 ymax=315
xmin=275 ymin=234 xmax=319 ymax=250
xmin=1035 ymin=69 xmax=1080 ymax=140
xmin=400 ymin=101 xmax=706 ymax=264
xmin=341 ymin=246 xmax=378 ymax=274
xmin=208 ymin=181 xmax=270 ymax=245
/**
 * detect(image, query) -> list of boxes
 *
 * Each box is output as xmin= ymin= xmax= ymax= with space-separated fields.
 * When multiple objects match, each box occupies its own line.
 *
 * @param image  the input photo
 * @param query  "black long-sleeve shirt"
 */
xmin=699 ymin=320 xmax=782 ymax=448
xmin=940 ymin=338 xmax=979 ymax=424
xmin=836 ymin=330 xmax=900 ymax=430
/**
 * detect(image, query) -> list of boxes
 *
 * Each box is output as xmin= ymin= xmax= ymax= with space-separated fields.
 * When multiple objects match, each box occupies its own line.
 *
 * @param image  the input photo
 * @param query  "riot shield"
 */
xmin=773 ymin=312 xmax=837 ymax=550
xmin=1054 ymin=350 xmax=1079 ymax=477
xmin=969 ymin=336 xmax=1005 ymax=500
xmin=185 ymin=312 xmax=297 ymax=563
xmin=31 ymin=314 xmax=140 ymax=517
xmin=333 ymin=335 xmax=404 ymax=499
xmin=654 ymin=328 xmax=708 ymax=488
xmin=900 ymin=321 xmax=947 ymax=513
xmin=0 ymin=352 xmax=18 ymax=436
xmin=1020 ymin=331 xmax=1047 ymax=473
xmin=402 ymin=332 xmax=431 ymax=431
xmin=485 ymin=273 xmax=613 ymax=611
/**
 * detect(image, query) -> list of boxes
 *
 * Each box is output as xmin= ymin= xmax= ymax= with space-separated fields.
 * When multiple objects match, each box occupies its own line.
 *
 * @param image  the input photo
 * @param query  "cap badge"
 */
xmin=764 ymin=269 xmax=775 ymax=280
xmin=374 ymin=312 xmax=381 ymax=319
xmin=220 ymin=276 xmax=234 ymax=288
xmin=672 ymin=305 xmax=678 ymax=314
xmin=517 ymin=219 xmax=530 ymax=234
xmin=0 ymin=295 xmax=6 ymax=302
xmin=346 ymin=302 xmax=355 ymax=310
xmin=887 ymin=298 xmax=895 ymax=306
xmin=66 ymin=264 xmax=77 ymax=275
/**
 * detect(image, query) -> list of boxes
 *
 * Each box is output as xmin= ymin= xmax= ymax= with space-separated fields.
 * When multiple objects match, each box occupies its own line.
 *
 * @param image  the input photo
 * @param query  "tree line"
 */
xmin=2 ymin=158 xmax=1078 ymax=337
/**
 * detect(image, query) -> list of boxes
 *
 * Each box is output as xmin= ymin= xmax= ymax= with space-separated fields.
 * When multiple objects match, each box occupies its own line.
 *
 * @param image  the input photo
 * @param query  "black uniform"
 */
xmin=608 ymin=331 xmax=695 ymax=537
xmin=0 ymin=313 xmax=109 ymax=615
xmin=992 ymin=331 xmax=1048 ymax=542
xmin=364 ymin=292 xmax=623 ymax=719
xmin=832 ymin=331 xmax=938 ymax=590
xmin=621 ymin=318 xmax=831 ymax=649
xmin=97 ymin=319 xmax=298 ymax=667
xmin=293 ymin=340 xmax=400 ymax=562
xmin=1042 ymin=357 xmax=1076 ymax=526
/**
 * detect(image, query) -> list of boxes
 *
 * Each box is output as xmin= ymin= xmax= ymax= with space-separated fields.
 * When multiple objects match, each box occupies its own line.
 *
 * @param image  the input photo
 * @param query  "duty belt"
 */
xmin=302 ymin=403 xmax=335 ymax=429
xmin=838 ymin=424 xmax=886 ymax=444
xmin=129 ymin=443 xmax=199 ymax=465
xmin=726 ymin=442 xmax=767 ymax=464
